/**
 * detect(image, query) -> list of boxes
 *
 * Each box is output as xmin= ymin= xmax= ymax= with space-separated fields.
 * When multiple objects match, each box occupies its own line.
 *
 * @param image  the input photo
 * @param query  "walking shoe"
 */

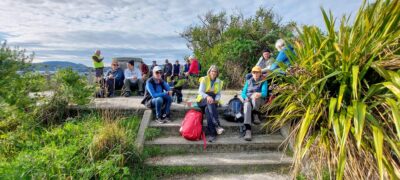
xmin=216 ymin=126 xmax=224 ymax=135
xmin=253 ymin=114 xmax=261 ymax=125
xmin=124 ymin=91 xmax=131 ymax=97
xmin=161 ymin=114 xmax=171 ymax=123
xmin=244 ymin=130 xmax=252 ymax=141
xmin=155 ymin=118 xmax=165 ymax=124
xmin=208 ymin=136 xmax=217 ymax=143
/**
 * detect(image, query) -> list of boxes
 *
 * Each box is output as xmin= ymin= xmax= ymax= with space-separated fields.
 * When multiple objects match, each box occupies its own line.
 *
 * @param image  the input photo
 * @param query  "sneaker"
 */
xmin=253 ymin=114 xmax=261 ymax=125
xmin=161 ymin=114 xmax=171 ymax=123
xmin=124 ymin=91 xmax=131 ymax=97
xmin=244 ymin=130 xmax=252 ymax=141
xmin=155 ymin=118 xmax=165 ymax=124
xmin=216 ymin=127 xmax=224 ymax=135
xmin=208 ymin=136 xmax=217 ymax=142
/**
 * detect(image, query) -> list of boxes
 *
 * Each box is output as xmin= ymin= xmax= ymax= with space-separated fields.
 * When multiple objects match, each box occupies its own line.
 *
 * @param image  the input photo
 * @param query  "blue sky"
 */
xmin=0 ymin=0 xmax=364 ymax=67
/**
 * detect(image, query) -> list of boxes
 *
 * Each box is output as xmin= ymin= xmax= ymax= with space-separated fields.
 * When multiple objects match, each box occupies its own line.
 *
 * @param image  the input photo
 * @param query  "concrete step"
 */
xmin=149 ymin=118 xmax=275 ymax=136
xmin=144 ymin=134 xmax=285 ymax=153
xmin=166 ymin=172 xmax=290 ymax=180
xmin=145 ymin=152 xmax=292 ymax=174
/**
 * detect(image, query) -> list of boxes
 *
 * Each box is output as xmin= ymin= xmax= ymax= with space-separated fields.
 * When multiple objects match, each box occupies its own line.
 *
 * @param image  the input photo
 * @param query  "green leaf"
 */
xmin=352 ymin=66 xmax=359 ymax=100
xmin=383 ymin=82 xmax=400 ymax=100
xmin=386 ymin=98 xmax=400 ymax=140
xmin=353 ymin=100 xmax=366 ymax=149
xmin=372 ymin=125 xmax=384 ymax=180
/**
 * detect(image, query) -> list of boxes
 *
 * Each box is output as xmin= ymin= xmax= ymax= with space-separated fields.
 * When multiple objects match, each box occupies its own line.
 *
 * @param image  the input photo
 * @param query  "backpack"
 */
xmin=223 ymin=95 xmax=244 ymax=123
xmin=180 ymin=110 xmax=204 ymax=140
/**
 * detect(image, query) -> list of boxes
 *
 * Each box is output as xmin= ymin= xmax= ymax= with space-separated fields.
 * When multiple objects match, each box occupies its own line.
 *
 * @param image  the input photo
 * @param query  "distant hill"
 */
xmin=31 ymin=61 xmax=90 ymax=72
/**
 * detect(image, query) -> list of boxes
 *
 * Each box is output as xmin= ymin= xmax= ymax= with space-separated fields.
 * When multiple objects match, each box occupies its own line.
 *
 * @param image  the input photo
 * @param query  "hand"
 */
xmin=206 ymin=96 xmax=214 ymax=104
xmin=132 ymin=75 xmax=138 ymax=80
xmin=167 ymin=91 xmax=173 ymax=96
xmin=108 ymin=74 xmax=114 ymax=79
xmin=252 ymin=93 xmax=261 ymax=99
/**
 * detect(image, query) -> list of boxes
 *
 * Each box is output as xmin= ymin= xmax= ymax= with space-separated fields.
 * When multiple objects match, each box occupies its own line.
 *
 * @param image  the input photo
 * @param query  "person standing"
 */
xmin=92 ymin=49 xmax=104 ymax=83
xmin=150 ymin=60 xmax=158 ymax=77
xmin=163 ymin=59 xmax=173 ymax=80
xmin=172 ymin=60 xmax=181 ymax=79
xmin=186 ymin=55 xmax=199 ymax=76
xmin=139 ymin=60 xmax=149 ymax=81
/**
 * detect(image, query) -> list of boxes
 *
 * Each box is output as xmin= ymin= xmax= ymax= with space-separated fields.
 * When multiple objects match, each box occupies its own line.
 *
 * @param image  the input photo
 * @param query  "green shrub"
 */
xmin=0 ymin=114 xmax=141 ymax=179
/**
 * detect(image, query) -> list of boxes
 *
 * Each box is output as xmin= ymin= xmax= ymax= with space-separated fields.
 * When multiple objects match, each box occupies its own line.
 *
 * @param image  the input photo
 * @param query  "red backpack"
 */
xmin=180 ymin=110 xmax=206 ymax=149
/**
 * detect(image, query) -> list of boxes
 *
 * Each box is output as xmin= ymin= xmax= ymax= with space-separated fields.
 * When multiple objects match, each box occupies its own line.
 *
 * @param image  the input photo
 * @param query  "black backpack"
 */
xmin=223 ymin=95 xmax=244 ymax=123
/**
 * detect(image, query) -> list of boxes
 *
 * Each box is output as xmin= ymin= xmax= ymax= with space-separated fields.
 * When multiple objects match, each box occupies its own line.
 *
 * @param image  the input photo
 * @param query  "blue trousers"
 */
xmin=151 ymin=96 xmax=172 ymax=118
xmin=198 ymin=98 xmax=220 ymax=137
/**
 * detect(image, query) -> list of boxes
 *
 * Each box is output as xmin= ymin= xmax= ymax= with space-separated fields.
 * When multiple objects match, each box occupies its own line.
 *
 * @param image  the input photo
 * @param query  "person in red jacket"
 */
xmin=185 ymin=55 xmax=199 ymax=76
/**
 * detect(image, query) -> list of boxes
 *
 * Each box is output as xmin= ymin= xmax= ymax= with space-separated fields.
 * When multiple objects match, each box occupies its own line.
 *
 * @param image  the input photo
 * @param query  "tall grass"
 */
xmin=264 ymin=0 xmax=400 ymax=179
xmin=0 ymin=113 xmax=141 ymax=179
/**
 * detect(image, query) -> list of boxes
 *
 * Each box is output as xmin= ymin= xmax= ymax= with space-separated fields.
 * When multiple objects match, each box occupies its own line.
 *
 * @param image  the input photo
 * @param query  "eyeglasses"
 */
xmin=155 ymin=71 xmax=162 ymax=74
xmin=252 ymin=71 xmax=261 ymax=74
xmin=112 ymin=64 xmax=119 ymax=66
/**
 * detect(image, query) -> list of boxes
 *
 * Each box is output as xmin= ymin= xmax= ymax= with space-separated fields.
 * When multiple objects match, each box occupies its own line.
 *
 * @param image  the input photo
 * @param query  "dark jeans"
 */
xmin=198 ymin=97 xmax=220 ymax=137
xmin=106 ymin=78 xmax=123 ymax=96
xmin=122 ymin=79 xmax=144 ymax=94
xmin=151 ymin=96 xmax=172 ymax=119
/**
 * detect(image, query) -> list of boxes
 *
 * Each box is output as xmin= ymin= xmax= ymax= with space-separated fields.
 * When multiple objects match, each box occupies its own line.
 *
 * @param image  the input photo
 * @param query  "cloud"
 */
xmin=0 ymin=0 xmax=363 ymax=66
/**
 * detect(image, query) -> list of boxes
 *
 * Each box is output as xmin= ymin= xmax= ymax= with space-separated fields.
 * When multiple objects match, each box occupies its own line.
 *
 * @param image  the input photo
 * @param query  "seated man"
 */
xmin=245 ymin=48 xmax=272 ymax=80
xmin=123 ymin=60 xmax=144 ymax=97
xmin=241 ymin=66 xmax=268 ymax=141
xmin=144 ymin=66 xmax=173 ymax=123
xmin=105 ymin=59 xmax=124 ymax=97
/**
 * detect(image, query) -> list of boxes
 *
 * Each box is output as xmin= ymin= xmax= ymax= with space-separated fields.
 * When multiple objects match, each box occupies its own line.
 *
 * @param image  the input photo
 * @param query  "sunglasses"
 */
xmin=112 ymin=64 xmax=119 ymax=66
xmin=155 ymin=71 xmax=162 ymax=74
xmin=252 ymin=71 xmax=261 ymax=74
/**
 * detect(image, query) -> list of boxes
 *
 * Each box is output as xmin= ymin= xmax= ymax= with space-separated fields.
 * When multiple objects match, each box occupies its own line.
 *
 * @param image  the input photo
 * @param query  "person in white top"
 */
xmin=122 ymin=60 xmax=144 ymax=96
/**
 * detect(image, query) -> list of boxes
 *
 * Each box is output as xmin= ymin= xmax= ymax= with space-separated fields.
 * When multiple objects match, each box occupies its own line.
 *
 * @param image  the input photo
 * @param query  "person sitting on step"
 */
xmin=197 ymin=65 xmax=224 ymax=142
xmin=105 ymin=59 xmax=124 ymax=97
xmin=144 ymin=66 xmax=173 ymax=124
xmin=241 ymin=66 xmax=268 ymax=141
xmin=122 ymin=60 xmax=144 ymax=97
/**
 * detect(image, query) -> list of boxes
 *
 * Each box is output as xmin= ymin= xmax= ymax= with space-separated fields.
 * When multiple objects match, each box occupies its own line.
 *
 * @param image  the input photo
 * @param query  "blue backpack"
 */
xmin=223 ymin=95 xmax=244 ymax=123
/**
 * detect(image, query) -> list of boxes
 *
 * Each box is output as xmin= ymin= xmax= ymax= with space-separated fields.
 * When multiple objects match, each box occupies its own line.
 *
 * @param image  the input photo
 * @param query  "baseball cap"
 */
xmin=153 ymin=66 xmax=162 ymax=73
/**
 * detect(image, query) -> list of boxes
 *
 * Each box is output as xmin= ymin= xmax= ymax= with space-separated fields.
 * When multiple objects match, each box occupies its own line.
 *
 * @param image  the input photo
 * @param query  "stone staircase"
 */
xmin=144 ymin=108 xmax=292 ymax=179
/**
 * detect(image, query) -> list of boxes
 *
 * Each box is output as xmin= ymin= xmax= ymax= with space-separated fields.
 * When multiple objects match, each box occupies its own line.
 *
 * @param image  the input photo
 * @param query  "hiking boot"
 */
xmin=124 ymin=91 xmax=131 ymax=97
xmin=155 ymin=118 xmax=165 ymax=124
xmin=253 ymin=114 xmax=261 ymax=125
xmin=216 ymin=126 xmax=224 ymax=135
xmin=208 ymin=136 xmax=217 ymax=143
xmin=244 ymin=130 xmax=252 ymax=141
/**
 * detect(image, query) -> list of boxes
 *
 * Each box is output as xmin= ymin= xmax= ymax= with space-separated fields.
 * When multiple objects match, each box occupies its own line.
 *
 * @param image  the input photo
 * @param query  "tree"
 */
xmin=181 ymin=8 xmax=295 ymax=88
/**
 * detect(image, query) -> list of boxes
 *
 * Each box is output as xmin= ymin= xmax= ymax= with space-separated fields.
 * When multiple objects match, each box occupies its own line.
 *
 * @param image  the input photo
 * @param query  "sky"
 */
xmin=0 ymin=0 xmax=364 ymax=67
